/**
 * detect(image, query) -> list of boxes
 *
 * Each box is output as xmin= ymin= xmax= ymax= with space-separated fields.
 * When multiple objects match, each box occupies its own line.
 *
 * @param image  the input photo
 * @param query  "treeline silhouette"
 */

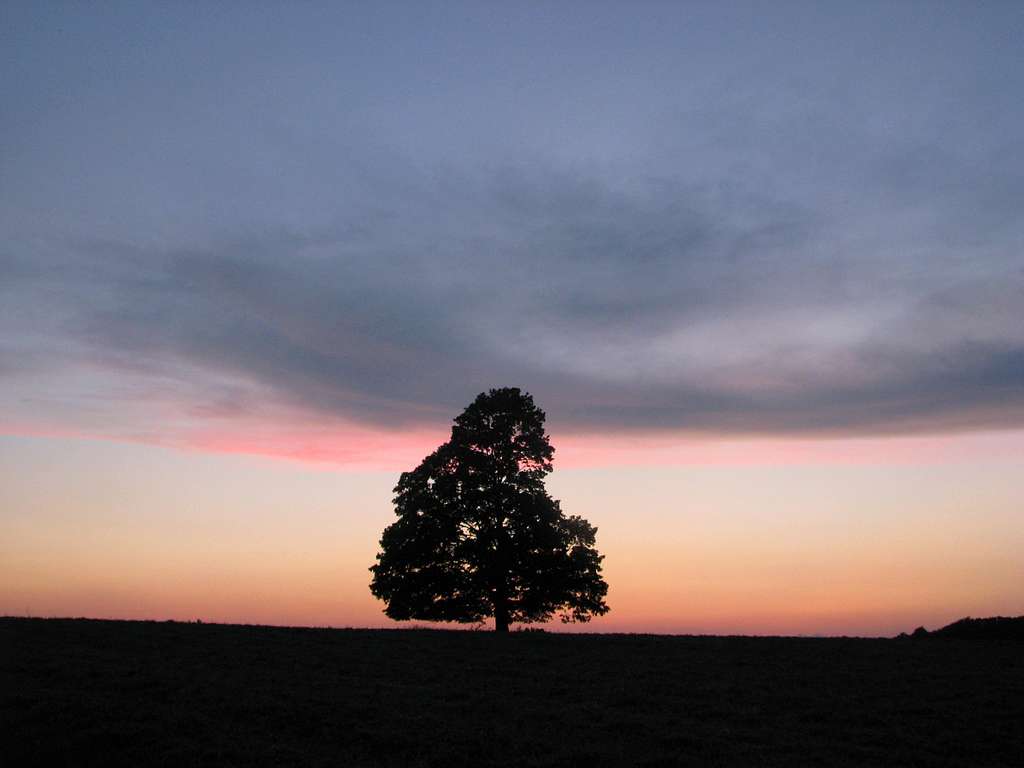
xmin=901 ymin=615 xmax=1024 ymax=640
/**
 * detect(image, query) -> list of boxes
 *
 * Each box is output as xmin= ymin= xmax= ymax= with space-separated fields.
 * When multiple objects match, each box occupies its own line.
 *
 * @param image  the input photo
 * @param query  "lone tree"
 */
xmin=370 ymin=388 xmax=609 ymax=632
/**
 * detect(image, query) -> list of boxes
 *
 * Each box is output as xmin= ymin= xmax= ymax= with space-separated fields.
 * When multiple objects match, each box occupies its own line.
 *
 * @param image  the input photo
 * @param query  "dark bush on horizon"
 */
xmin=932 ymin=616 xmax=1024 ymax=640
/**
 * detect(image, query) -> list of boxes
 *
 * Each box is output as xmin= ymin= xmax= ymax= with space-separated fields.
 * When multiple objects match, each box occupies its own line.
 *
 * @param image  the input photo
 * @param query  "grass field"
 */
xmin=3 ymin=617 xmax=1022 ymax=767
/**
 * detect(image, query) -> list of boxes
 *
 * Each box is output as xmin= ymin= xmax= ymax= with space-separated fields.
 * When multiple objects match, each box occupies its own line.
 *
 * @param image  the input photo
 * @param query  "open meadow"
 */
xmin=3 ymin=617 xmax=1022 ymax=767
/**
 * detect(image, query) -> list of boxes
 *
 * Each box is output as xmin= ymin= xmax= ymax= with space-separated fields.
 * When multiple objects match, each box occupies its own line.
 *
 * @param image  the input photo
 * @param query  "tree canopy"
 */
xmin=369 ymin=387 xmax=609 ymax=631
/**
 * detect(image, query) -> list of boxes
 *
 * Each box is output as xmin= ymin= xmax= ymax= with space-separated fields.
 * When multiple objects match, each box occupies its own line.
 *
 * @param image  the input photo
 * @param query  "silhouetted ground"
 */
xmin=3 ymin=618 xmax=1022 ymax=767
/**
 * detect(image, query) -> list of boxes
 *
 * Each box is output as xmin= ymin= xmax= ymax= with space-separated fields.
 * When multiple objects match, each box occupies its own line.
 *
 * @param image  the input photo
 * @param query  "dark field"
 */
xmin=3 ymin=618 xmax=1022 ymax=767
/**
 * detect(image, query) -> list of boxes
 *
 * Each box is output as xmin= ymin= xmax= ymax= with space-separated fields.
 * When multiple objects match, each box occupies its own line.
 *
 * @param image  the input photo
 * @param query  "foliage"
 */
xmin=369 ymin=387 xmax=609 ymax=630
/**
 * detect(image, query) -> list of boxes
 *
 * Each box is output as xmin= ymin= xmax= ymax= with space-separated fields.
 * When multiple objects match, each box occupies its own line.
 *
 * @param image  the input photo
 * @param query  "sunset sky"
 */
xmin=2 ymin=2 xmax=1022 ymax=635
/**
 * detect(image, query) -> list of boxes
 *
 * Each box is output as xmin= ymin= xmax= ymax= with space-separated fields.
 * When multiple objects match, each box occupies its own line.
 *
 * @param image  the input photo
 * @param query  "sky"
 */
xmin=2 ymin=2 xmax=1023 ymax=635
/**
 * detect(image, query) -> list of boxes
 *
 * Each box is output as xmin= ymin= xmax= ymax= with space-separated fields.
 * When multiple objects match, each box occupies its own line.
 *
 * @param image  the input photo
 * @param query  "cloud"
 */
xmin=2 ymin=160 xmax=1022 ymax=449
xmin=2 ymin=3 xmax=1023 ymax=459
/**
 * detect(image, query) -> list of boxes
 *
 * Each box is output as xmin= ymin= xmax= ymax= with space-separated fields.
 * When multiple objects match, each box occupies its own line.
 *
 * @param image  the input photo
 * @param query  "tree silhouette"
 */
xmin=370 ymin=388 xmax=609 ymax=632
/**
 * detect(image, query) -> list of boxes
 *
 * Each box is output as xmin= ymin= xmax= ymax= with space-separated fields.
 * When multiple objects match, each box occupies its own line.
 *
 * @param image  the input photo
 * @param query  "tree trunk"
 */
xmin=494 ymin=596 xmax=510 ymax=632
xmin=494 ymin=524 xmax=511 ymax=632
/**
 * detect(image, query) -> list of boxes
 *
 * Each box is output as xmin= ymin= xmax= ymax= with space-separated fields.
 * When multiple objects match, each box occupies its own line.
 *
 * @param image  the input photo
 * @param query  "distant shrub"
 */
xmin=898 ymin=616 xmax=1024 ymax=641
xmin=932 ymin=616 xmax=1024 ymax=640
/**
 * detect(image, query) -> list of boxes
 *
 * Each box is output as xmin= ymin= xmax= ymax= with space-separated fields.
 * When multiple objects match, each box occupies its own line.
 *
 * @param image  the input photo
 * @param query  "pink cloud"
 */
xmin=6 ymin=412 xmax=1022 ymax=472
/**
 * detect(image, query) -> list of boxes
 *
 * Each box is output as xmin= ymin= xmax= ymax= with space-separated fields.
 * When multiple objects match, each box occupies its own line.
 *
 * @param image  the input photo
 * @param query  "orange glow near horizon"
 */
xmin=2 ymin=430 xmax=1022 ymax=636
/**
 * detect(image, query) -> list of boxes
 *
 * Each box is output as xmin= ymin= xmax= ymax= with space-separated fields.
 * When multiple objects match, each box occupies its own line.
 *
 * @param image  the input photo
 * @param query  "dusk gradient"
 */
xmin=2 ymin=2 xmax=1023 ymax=635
